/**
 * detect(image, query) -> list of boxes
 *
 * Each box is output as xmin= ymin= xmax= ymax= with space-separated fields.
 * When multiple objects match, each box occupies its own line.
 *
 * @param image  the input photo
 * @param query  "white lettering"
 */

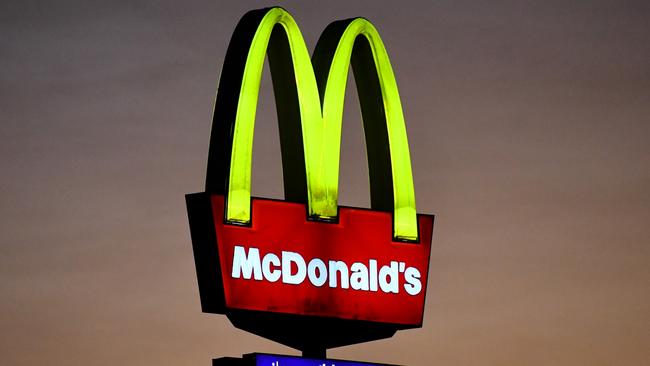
xmin=282 ymin=251 xmax=306 ymax=285
xmin=403 ymin=267 xmax=422 ymax=295
xmin=307 ymin=258 xmax=328 ymax=287
xmin=350 ymin=262 xmax=369 ymax=290
xmin=229 ymin=246 xmax=423 ymax=295
xmin=369 ymin=259 xmax=378 ymax=292
xmin=328 ymin=260 xmax=350 ymax=289
xmin=231 ymin=246 xmax=262 ymax=280
xmin=262 ymin=253 xmax=281 ymax=282
xmin=379 ymin=261 xmax=399 ymax=293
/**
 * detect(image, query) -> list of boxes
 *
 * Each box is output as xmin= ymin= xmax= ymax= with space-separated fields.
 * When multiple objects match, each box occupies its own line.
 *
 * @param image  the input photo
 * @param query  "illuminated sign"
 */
xmin=186 ymin=6 xmax=434 ymax=351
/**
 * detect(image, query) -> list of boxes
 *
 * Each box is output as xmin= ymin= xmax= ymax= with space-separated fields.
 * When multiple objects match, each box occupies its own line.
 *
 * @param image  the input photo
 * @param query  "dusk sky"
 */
xmin=1 ymin=0 xmax=649 ymax=365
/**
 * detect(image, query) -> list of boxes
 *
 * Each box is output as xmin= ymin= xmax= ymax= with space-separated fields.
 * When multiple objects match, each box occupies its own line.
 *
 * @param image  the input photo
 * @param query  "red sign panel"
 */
xmin=203 ymin=195 xmax=433 ymax=326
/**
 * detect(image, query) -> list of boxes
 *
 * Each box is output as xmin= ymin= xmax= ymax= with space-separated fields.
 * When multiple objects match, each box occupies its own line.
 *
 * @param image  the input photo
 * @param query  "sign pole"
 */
xmin=302 ymin=347 xmax=326 ymax=359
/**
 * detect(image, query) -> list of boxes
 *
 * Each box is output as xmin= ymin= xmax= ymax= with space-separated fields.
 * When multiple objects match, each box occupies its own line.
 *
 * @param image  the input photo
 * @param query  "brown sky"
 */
xmin=1 ymin=0 xmax=649 ymax=365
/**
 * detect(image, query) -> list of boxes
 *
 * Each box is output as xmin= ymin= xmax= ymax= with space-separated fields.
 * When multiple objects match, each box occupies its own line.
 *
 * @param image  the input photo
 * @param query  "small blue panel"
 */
xmin=254 ymin=354 xmax=392 ymax=366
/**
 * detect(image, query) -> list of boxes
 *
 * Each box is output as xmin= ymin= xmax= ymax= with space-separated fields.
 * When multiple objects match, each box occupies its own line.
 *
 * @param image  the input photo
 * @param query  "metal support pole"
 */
xmin=302 ymin=347 xmax=326 ymax=359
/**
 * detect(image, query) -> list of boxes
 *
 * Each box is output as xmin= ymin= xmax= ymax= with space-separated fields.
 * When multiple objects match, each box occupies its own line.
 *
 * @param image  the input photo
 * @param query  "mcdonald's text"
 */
xmin=231 ymin=245 xmax=423 ymax=295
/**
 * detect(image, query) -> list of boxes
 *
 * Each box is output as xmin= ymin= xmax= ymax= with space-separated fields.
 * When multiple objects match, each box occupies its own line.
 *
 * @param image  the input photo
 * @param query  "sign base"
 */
xmin=213 ymin=353 xmax=400 ymax=366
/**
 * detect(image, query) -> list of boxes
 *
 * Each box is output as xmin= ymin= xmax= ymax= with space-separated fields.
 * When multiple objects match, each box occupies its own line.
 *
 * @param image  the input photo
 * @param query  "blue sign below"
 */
xmin=254 ymin=354 xmax=395 ymax=366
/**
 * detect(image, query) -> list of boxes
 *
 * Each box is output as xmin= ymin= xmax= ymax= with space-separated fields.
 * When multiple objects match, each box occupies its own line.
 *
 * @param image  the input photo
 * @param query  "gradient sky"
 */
xmin=1 ymin=0 xmax=649 ymax=365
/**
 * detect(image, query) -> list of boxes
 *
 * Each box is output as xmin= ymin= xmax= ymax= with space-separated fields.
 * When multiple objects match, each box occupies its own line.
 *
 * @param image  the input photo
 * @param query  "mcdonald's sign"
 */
xmin=186 ymin=7 xmax=434 ymax=352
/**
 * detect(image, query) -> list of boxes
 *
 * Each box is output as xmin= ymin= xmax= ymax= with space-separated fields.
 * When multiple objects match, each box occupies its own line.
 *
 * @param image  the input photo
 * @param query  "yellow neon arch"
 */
xmin=216 ymin=7 xmax=418 ymax=241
